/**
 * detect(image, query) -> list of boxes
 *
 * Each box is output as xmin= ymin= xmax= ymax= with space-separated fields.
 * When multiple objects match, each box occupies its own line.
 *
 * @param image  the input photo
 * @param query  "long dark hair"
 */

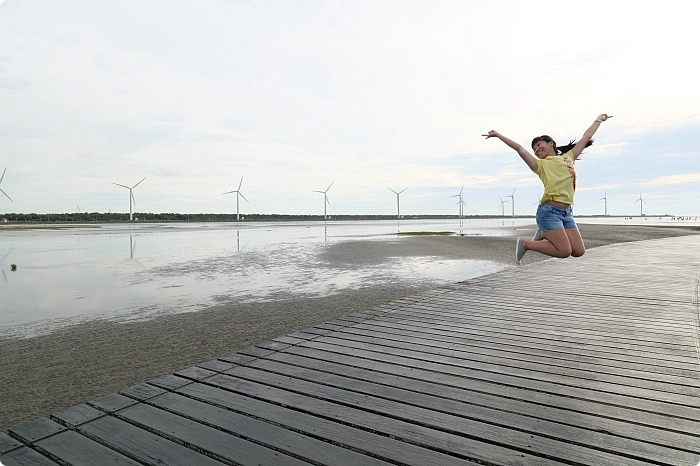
xmin=531 ymin=135 xmax=593 ymax=156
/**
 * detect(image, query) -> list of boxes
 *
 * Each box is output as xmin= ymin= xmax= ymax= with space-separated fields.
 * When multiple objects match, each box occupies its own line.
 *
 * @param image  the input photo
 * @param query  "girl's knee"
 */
xmin=571 ymin=248 xmax=585 ymax=258
xmin=556 ymin=248 xmax=572 ymax=258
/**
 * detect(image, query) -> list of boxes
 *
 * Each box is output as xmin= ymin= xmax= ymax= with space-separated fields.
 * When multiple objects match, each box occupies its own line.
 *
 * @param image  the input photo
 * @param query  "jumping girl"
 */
xmin=483 ymin=114 xmax=612 ymax=264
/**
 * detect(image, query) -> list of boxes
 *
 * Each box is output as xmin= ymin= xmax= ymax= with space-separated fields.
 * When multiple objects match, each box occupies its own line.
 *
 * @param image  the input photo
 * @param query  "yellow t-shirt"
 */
xmin=533 ymin=150 xmax=576 ymax=205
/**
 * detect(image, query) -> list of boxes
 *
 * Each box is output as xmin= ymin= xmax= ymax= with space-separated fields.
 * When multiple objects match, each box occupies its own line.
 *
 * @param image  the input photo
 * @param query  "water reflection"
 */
xmin=0 ymin=219 xmax=521 ymax=338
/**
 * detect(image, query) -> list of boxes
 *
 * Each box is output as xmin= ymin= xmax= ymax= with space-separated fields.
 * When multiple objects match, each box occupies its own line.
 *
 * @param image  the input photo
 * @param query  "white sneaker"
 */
xmin=532 ymin=229 xmax=542 ymax=241
xmin=515 ymin=238 xmax=526 ymax=265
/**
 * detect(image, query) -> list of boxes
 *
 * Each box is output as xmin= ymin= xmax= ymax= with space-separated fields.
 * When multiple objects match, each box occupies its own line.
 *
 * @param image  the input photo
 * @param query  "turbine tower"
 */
xmin=388 ymin=187 xmax=407 ymax=219
xmin=312 ymin=182 xmax=333 ymax=219
xmin=0 ymin=168 xmax=12 ymax=202
xmin=499 ymin=196 xmax=507 ymax=217
xmin=113 ymin=177 xmax=145 ymax=221
xmin=449 ymin=186 xmax=465 ymax=218
xmin=223 ymin=177 xmax=249 ymax=220
xmin=635 ymin=191 xmax=646 ymax=216
xmin=505 ymin=187 xmax=515 ymax=217
xmin=600 ymin=190 xmax=609 ymax=216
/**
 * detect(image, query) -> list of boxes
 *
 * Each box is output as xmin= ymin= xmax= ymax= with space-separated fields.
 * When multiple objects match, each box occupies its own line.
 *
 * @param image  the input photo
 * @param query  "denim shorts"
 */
xmin=536 ymin=203 xmax=577 ymax=232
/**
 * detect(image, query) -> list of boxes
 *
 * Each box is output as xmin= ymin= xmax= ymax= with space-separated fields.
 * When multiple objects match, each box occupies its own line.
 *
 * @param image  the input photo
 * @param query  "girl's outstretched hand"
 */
xmin=482 ymin=130 xmax=500 ymax=139
xmin=596 ymin=114 xmax=612 ymax=122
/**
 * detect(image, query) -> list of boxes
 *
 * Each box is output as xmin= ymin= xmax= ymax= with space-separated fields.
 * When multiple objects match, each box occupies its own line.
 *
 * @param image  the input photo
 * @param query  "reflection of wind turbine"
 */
xmin=128 ymin=235 xmax=143 ymax=265
xmin=449 ymin=186 xmax=465 ymax=218
xmin=635 ymin=191 xmax=646 ymax=216
xmin=223 ymin=177 xmax=248 ymax=221
xmin=0 ymin=168 xmax=12 ymax=202
xmin=499 ymin=196 xmax=507 ymax=217
xmin=388 ymin=187 xmax=407 ymax=219
xmin=312 ymin=182 xmax=333 ymax=219
xmin=506 ymin=188 xmax=515 ymax=217
xmin=600 ymin=190 xmax=609 ymax=216
xmin=113 ymin=178 xmax=145 ymax=221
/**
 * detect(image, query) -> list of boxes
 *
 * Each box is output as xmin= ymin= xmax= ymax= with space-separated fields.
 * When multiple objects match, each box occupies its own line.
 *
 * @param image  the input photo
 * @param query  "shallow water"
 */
xmin=3 ymin=215 xmax=694 ymax=339
xmin=0 ymin=219 xmax=526 ymax=338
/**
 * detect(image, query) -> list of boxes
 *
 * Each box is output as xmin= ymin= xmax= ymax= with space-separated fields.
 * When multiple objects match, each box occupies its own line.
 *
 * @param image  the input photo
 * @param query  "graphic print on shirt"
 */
xmin=563 ymin=155 xmax=576 ymax=190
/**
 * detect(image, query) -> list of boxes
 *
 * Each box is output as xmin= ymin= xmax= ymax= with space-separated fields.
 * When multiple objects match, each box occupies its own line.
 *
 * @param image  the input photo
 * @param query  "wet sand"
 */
xmin=1 ymin=223 xmax=699 ymax=432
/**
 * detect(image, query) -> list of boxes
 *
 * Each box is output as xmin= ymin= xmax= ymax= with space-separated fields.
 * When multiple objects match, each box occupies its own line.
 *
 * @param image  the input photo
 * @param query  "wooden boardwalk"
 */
xmin=3 ymin=235 xmax=700 ymax=465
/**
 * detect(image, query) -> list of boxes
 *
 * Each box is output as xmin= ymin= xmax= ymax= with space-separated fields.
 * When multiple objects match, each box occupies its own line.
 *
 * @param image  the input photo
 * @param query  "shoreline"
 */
xmin=2 ymin=223 xmax=699 ymax=432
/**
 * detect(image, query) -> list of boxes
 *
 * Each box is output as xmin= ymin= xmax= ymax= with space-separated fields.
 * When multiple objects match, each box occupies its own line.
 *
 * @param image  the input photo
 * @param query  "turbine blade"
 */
xmin=459 ymin=185 xmax=464 ymax=194
xmin=132 ymin=177 xmax=146 ymax=189
xmin=222 ymin=190 xmax=237 ymax=195
xmin=312 ymin=190 xmax=323 ymax=193
xmin=499 ymin=196 xmax=503 ymax=202
xmin=131 ymin=191 xmax=136 ymax=206
xmin=449 ymin=194 xmax=459 ymax=198
xmin=398 ymin=188 xmax=407 ymax=194
xmin=0 ymin=187 xmax=12 ymax=202
xmin=0 ymin=167 xmax=5 ymax=184
xmin=326 ymin=197 xmax=330 ymax=206
xmin=326 ymin=181 xmax=334 ymax=192
xmin=238 ymin=176 xmax=243 ymax=191
xmin=389 ymin=188 xmax=398 ymax=194
xmin=113 ymin=183 xmax=130 ymax=189
xmin=239 ymin=192 xmax=249 ymax=203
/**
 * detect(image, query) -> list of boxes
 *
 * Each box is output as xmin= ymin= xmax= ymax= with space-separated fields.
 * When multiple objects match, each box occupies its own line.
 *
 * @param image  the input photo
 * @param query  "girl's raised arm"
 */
xmin=483 ymin=130 xmax=538 ymax=171
xmin=571 ymin=114 xmax=612 ymax=160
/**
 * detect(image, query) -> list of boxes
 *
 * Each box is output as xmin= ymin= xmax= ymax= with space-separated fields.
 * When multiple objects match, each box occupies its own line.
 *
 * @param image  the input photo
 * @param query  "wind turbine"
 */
xmin=0 ymin=168 xmax=12 ymax=202
xmin=600 ymin=190 xmax=609 ymax=216
xmin=113 ymin=177 xmax=145 ymax=221
xmin=505 ymin=188 xmax=515 ymax=217
xmin=223 ymin=177 xmax=248 ymax=220
xmin=499 ymin=196 xmax=507 ymax=217
xmin=449 ymin=186 xmax=465 ymax=218
xmin=388 ymin=187 xmax=407 ymax=219
xmin=312 ymin=182 xmax=333 ymax=219
xmin=635 ymin=191 xmax=646 ymax=216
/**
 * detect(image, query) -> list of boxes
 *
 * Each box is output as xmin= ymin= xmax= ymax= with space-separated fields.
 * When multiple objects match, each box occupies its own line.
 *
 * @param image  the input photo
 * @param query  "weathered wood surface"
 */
xmin=4 ymin=235 xmax=700 ymax=465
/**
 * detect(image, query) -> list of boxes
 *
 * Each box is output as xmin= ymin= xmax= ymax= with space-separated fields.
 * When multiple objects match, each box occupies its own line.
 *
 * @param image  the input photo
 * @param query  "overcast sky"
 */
xmin=1 ymin=0 xmax=698 ymax=216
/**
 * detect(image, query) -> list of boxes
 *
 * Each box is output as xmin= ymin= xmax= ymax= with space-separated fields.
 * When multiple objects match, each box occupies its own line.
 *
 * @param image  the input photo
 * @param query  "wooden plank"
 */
xmin=120 ymin=382 xmax=168 ymax=401
xmin=145 ymin=384 xmax=476 ymax=466
xmin=242 ymin=355 xmax=699 ymax=464
xmin=344 ymin=319 xmax=700 ymax=374
xmin=75 ymin=412 xmax=225 ymax=466
xmin=190 ymin=373 xmax=566 ymax=465
xmin=214 ymin=367 xmax=654 ymax=465
xmin=8 ymin=418 xmax=66 ymax=444
xmin=316 ymin=327 xmax=700 ymax=393
xmin=87 ymin=393 xmax=138 ymax=413
xmin=158 ymin=377 xmax=477 ymax=466
xmin=119 ymin=401 xmax=310 ymax=466
xmin=0 ymin=432 xmax=23 ymax=454
xmin=51 ymin=404 xmax=105 ymax=427
xmin=389 ymin=304 xmax=698 ymax=351
xmin=294 ymin=338 xmax=700 ymax=425
xmin=257 ymin=347 xmax=700 ymax=459
xmin=34 ymin=429 xmax=142 ymax=466
xmin=0 ymin=447 xmax=60 ymax=465
xmin=135 ymin=388 xmax=395 ymax=466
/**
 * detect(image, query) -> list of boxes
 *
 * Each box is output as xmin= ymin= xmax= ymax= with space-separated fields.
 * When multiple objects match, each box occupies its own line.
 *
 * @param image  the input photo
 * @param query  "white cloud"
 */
xmin=0 ymin=0 xmax=699 ymax=215
xmin=647 ymin=173 xmax=700 ymax=187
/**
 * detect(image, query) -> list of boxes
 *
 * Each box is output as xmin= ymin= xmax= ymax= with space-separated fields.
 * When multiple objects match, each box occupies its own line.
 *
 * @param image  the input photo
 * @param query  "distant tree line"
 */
xmin=0 ymin=212 xmax=507 ymax=223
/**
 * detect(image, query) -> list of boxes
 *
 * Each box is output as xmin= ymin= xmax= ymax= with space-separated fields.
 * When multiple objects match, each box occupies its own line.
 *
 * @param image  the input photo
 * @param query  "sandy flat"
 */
xmin=1 ymin=223 xmax=698 ymax=431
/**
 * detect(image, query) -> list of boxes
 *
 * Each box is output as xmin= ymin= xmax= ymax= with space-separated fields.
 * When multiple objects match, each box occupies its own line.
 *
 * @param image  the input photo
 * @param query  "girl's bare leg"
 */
xmin=565 ymin=227 xmax=585 ymax=257
xmin=523 ymin=229 xmax=572 ymax=258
